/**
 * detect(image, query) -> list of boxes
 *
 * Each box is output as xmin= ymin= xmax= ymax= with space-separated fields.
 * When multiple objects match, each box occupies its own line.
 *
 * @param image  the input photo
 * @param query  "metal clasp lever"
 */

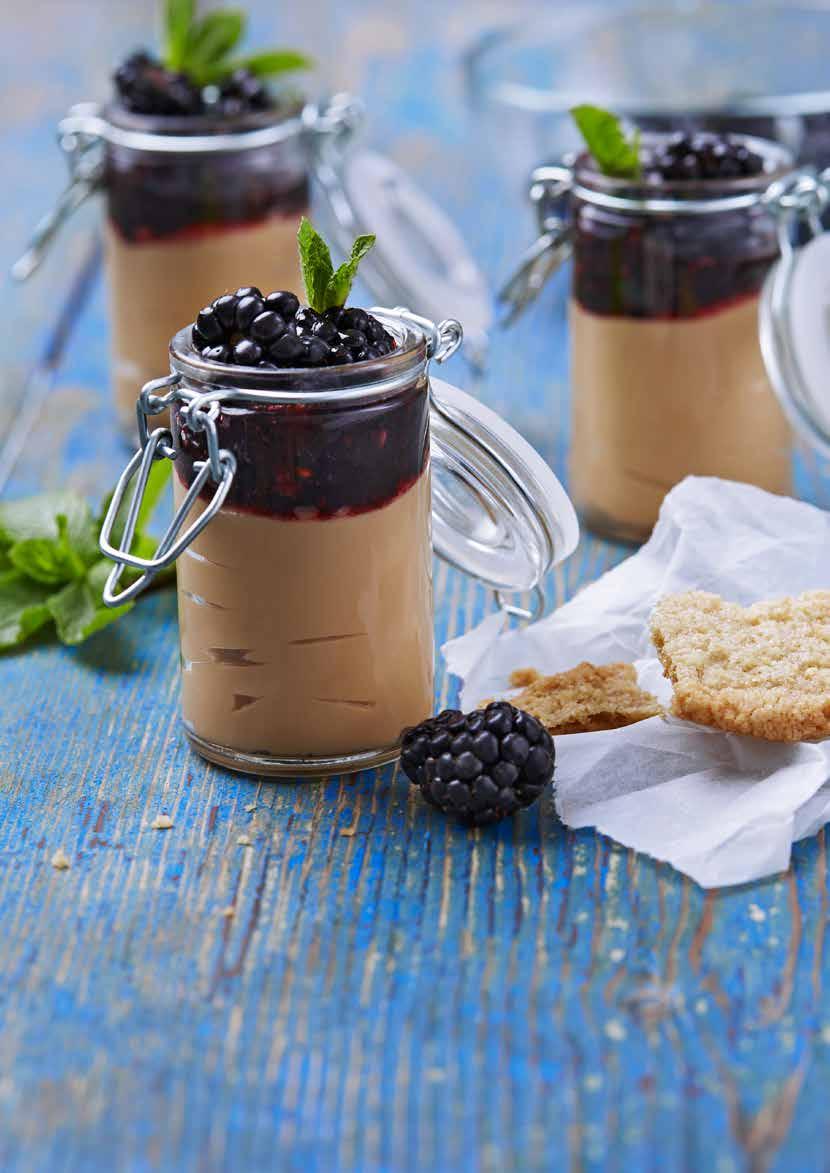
xmin=12 ymin=105 xmax=106 ymax=282
xmin=99 ymin=383 xmax=237 ymax=607
xmin=498 ymin=163 xmax=574 ymax=326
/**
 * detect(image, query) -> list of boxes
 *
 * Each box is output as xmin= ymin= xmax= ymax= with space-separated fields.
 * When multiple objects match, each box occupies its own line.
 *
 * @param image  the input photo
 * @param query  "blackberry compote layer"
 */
xmin=102 ymin=103 xmax=309 ymax=434
xmin=567 ymin=132 xmax=793 ymax=542
xmin=169 ymin=332 xmax=434 ymax=768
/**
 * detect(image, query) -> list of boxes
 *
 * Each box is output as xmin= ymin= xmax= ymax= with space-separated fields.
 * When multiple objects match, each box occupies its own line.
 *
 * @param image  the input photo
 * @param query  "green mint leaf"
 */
xmin=570 ymin=104 xmax=642 ymax=179
xmin=164 ymin=0 xmax=195 ymax=71
xmin=47 ymin=578 xmax=133 ymax=646
xmin=8 ymin=517 xmax=87 ymax=585
xmin=0 ymin=492 xmax=87 ymax=546
xmin=297 ymin=218 xmax=334 ymax=314
xmin=0 ymin=492 xmax=99 ymax=575
xmin=231 ymin=49 xmax=313 ymax=78
xmin=323 ymin=234 xmax=376 ymax=310
xmin=0 ymin=571 xmax=53 ymax=650
xmin=184 ymin=9 xmax=246 ymax=84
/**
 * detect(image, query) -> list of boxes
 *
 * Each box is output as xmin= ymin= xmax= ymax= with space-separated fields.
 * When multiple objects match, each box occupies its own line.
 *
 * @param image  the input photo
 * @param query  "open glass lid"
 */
xmin=761 ymin=219 xmax=830 ymax=457
xmin=428 ymin=378 xmax=579 ymax=615
xmin=466 ymin=3 xmax=830 ymax=118
xmin=314 ymin=149 xmax=492 ymax=366
xmin=465 ymin=4 xmax=830 ymax=167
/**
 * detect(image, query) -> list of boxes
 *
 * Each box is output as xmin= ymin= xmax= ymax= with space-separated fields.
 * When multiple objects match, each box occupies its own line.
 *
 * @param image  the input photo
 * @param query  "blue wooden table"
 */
xmin=3 ymin=2 xmax=830 ymax=1170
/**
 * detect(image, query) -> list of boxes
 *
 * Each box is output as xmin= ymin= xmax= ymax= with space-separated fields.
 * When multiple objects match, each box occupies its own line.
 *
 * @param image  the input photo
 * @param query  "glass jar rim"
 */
xmin=168 ymin=308 xmax=431 ymax=405
xmin=553 ymin=132 xmax=797 ymax=217
xmin=60 ymin=100 xmax=308 ymax=156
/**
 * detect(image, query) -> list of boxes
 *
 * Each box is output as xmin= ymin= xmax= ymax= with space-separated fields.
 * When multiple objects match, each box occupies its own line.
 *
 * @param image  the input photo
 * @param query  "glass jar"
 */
xmin=503 ymin=133 xmax=802 ymax=543
xmin=14 ymin=96 xmax=358 ymax=434
xmin=99 ymin=309 xmax=579 ymax=776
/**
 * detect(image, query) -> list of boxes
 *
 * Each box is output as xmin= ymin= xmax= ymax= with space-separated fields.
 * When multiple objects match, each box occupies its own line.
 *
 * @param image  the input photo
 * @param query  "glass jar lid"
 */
xmin=465 ymin=4 xmax=830 ymax=121
xmin=314 ymin=150 xmax=492 ymax=365
xmin=760 ymin=195 xmax=830 ymax=456
xmin=429 ymin=377 xmax=578 ymax=596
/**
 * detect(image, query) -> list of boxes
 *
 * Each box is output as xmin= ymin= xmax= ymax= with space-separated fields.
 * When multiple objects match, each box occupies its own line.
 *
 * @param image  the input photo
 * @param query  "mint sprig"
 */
xmin=0 ymin=462 xmax=173 ymax=651
xmin=162 ymin=0 xmax=312 ymax=88
xmin=570 ymin=104 xmax=642 ymax=180
xmin=297 ymin=218 xmax=377 ymax=314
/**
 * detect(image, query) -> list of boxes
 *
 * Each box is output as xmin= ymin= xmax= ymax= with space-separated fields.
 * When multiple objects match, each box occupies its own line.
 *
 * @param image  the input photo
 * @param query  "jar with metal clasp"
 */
xmin=14 ymin=94 xmax=493 ymax=435
xmin=502 ymin=133 xmax=830 ymax=542
xmin=99 ymin=309 xmax=578 ymax=777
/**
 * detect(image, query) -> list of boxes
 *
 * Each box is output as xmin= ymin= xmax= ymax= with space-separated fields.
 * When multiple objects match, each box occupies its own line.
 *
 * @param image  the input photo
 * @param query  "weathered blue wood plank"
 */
xmin=3 ymin=2 xmax=830 ymax=1172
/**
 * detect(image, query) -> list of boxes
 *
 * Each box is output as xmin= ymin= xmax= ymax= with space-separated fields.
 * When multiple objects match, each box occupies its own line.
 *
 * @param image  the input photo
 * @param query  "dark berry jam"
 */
xmin=572 ymin=136 xmax=787 ymax=319
xmin=172 ymin=374 xmax=429 ymax=519
xmin=103 ymin=104 xmax=308 ymax=243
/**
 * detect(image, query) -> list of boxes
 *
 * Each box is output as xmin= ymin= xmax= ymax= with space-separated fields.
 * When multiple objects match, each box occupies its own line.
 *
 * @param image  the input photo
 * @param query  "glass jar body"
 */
xmin=104 ymin=114 xmax=309 ymax=434
xmin=569 ymin=184 xmax=790 ymax=542
xmin=170 ymin=367 xmax=434 ymax=775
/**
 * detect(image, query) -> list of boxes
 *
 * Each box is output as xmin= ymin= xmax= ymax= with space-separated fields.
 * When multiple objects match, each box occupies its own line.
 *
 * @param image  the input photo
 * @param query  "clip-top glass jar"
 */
xmin=99 ymin=309 xmax=578 ymax=776
xmin=14 ymin=95 xmax=358 ymax=435
xmin=503 ymin=133 xmax=810 ymax=543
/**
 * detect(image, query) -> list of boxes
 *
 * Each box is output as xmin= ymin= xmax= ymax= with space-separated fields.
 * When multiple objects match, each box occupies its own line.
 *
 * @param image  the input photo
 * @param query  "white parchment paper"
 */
xmin=443 ymin=477 xmax=830 ymax=888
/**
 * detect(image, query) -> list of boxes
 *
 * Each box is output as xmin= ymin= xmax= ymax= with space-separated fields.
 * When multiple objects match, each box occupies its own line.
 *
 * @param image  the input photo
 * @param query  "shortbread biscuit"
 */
xmin=651 ymin=590 xmax=830 ymax=741
xmin=506 ymin=661 xmax=662 ymax=735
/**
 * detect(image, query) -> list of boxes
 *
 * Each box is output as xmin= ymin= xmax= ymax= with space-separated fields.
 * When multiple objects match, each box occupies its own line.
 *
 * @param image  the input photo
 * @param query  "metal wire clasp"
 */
xmin=12 ymin=104 xmax=106 ymax=282
xmin=99 ymin=374 xmax=237 ymax=607
xmin=764 ymin=166 xmax=829 ymax=256
xmin=498 ymin=164 xmax=574 ymax=326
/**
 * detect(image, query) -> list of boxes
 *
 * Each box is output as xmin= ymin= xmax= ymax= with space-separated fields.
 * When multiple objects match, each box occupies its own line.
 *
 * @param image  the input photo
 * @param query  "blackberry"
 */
xmin=250 ymin=311 xmax=286 ymax=345
xmin=648 ymin=132 xmax=765 ymax=182
xmin=217 ymin=68 xmax=273 ymax=115
xmin=189 ymin=290 xmax=398 ymax=369
xmin=113 ymin=51 xmax=203 ymax=117
xmin=401 ymin=703 xmax=555 ymax=825
xmin=266 ymin=291 xmax=299 ymax=319
xmin=269 ymin=330 xmax=305 ymax=364
xmin=233 ymin=338 xmax=263 ymax=366
xmin=235 ymin=294 xmax=265 ymax=332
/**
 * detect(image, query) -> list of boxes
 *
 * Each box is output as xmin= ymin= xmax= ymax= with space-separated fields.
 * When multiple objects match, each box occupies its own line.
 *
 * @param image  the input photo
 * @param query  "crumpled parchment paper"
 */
xmin=443 ymin=477 xmax=830 ymax=887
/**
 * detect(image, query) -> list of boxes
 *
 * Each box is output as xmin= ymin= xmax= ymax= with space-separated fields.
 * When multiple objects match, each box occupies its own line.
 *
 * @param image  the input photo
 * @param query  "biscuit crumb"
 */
xmin=509 ymin=667 xmax=540 ymax=689
xmin=651 ymin=589 xmax=830 ymax=741
xmin=506 ymin=661 xmax=662 ymax=734
xmin=151 ymin=814 xmax=174 ymax=830
xmin=50 ymin=848 xmax=71 ymax=871
xmin=244 ymin=802 xmax=257 ymax=813
xmin=221 ymin=905 xmax=235 ymax=918
xmin=236 ymin=834 xmax=253 ymax=847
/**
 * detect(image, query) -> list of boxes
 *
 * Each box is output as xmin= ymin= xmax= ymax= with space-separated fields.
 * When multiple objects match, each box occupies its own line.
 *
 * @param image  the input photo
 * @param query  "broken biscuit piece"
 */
xmin=651 ymin=589 xmax=830 ymax=741
xmin=507 ymin=661 xmax=662 ymax=735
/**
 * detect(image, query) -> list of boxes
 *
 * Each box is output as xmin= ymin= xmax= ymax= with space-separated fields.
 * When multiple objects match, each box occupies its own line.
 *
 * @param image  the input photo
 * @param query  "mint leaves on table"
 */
xmin=0 ymin=462 xmax=172 ymax=651
xmin=162 ymin=0 xmax=312 ymax=87
xmin=297 ymin=218 xmax=377 ymax=314
xmin=570 ymin=104 xmax=642 ymax=180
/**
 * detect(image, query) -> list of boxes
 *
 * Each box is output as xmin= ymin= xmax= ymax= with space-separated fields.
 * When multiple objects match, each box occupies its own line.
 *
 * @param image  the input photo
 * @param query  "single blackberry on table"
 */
xmin=113 ymin=51 xmax=204 ymax=117
xmin=401 ymin=703 xmax=555 ymax=826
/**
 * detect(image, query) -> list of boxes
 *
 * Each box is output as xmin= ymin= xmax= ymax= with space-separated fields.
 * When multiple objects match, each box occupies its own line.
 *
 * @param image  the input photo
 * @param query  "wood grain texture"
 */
xmin=3 ymin=2 xmax=830 ymax=1170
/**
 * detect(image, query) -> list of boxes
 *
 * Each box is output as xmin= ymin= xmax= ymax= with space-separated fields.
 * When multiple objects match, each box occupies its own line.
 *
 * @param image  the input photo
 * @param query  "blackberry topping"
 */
xmin=647 ymin=132 xmax=765 ymax=182
xmin=113 ymin=51 xmax=204 ymax=117
xmin=189 ymin=289 xmax=396 ymax=369
xmin=401 ymin=703 xmax=555 ymax=826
